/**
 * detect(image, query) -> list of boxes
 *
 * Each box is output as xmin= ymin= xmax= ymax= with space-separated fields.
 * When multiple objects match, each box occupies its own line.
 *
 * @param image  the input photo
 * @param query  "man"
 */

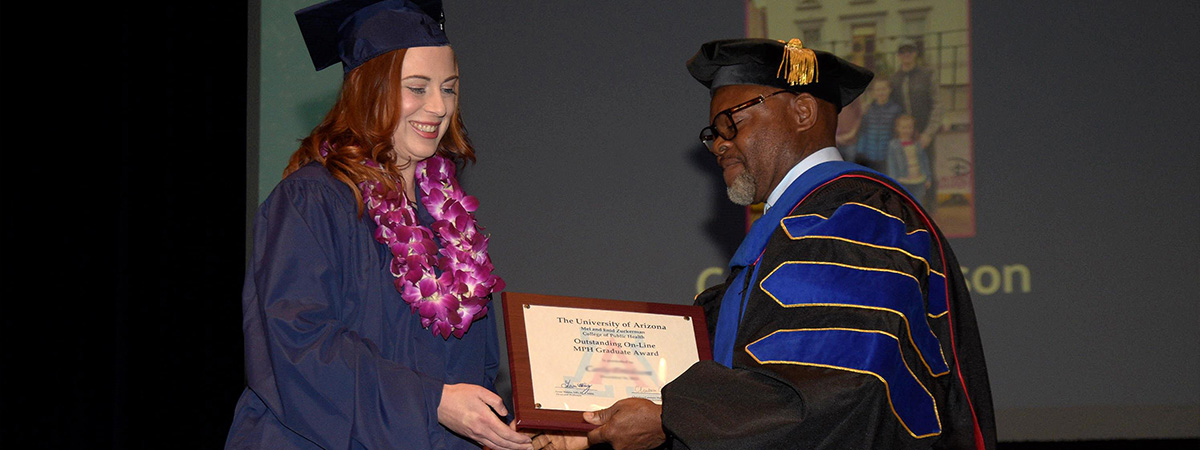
xmin=890 ymin=39 xmax=945 ymax=207
xmin=571 ymin=38 xmax=995 ymax=450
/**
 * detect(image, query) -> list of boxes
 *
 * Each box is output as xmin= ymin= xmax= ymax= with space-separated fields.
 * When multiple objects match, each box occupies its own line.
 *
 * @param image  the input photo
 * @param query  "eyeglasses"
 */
xmin=698 ymin=90 xmax=794 ymax=150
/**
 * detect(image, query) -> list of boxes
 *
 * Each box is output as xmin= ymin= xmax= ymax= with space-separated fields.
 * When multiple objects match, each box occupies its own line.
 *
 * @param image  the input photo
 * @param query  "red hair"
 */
xmin=284 ymin=47 xmax=476 ymax=214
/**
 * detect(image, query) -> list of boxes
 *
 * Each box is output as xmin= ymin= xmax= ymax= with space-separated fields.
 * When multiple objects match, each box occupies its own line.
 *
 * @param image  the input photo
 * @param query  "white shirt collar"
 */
xmin=764 ymin=147 xmax=843 ymax=211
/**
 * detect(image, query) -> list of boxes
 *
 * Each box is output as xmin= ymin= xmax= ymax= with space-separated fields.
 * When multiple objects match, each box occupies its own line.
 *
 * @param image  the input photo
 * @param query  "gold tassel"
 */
xmin=776 ymin=38 xmax=818 ymax=86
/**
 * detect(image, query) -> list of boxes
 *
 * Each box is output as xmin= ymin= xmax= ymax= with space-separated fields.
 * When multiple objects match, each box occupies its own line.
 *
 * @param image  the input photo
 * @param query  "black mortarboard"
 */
xmin=296 ymin=0 xmax=448 ymax=73
xmin=686 ymin=38 xmax=873 ymax=111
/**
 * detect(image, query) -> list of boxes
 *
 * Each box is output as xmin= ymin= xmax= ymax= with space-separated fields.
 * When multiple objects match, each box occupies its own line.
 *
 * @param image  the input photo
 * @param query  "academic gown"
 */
xmin=661 ymin=161 xmax=995 ymax=450
xmin=225 ymin=163 xmax=500 ymax=450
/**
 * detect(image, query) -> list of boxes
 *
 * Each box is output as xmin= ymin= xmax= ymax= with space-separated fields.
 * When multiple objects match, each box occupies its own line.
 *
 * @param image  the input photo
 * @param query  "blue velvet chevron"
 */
xmin=746 ymin=328 xmax=942 ymax=438
xmin=780 ymin=203 xmax=932 ymax=270
xmin=927 ymin=271 xmax=948 ymax=318
xmin=760 ymin=262 xmax=949 ymax=376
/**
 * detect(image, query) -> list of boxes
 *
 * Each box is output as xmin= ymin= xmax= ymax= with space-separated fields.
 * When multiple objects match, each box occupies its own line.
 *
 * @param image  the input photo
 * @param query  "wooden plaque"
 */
xmin=501 ymin=291 xmax=711 ymax=432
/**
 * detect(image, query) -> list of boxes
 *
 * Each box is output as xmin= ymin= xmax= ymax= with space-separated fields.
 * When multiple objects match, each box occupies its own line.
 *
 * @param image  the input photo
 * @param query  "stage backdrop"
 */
xmin=251 ymin=0 xmax=1199 ymax=441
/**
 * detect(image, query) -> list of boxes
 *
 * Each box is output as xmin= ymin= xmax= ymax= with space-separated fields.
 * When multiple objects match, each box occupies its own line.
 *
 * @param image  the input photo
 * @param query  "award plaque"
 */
xmin=502 ymin=292 xmax=711 ymax=432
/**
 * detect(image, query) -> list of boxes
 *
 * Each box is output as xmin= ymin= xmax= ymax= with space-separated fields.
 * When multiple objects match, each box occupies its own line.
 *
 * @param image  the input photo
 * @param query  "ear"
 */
xmin=789 ymin=93 xmax=819 ymax=133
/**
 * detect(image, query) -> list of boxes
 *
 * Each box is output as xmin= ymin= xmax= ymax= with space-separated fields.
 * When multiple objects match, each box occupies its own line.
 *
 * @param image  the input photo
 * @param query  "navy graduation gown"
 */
xmin=662 ymin=161 xmax=995 ymax=450
xmin=225 ymin=163 xmax=500 ymax=450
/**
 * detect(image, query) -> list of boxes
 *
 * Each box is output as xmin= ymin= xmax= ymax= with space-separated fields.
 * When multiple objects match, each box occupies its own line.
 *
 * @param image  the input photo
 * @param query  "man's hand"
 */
xmin=438 ymin=383 xmax=532 ymax=450
xmin=511 ymin=420 xmax=589 ymax=450
xmin=920 ymin=130 xmax=936 ymax=149
xmin=529 ymin=430 xmax=589 ymax=450
xmin=584 ymin=398 xmax=665 ymax=450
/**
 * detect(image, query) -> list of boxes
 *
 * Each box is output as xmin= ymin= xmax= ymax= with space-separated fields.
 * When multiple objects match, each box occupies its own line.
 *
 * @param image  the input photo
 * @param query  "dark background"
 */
xmin=2 ymin=1 xmax=1197 ymax=449
xmin=2 ymin=3 xmax=248 ymax=448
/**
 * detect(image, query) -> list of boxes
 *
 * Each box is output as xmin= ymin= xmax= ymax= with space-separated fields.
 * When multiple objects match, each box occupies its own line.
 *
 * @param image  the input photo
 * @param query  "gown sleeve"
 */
xmin=663 ymin=178 xmax=967 ymax=450
xmin=242 ymin=177 xmax=445 ymax=449
xmin=483 ymin=296 xmax=501 ymax=392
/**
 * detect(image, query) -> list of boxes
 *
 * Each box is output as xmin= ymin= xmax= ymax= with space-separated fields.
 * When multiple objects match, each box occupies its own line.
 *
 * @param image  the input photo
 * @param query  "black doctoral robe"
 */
xmin=661 ymin=161 xmax=995 ymax=449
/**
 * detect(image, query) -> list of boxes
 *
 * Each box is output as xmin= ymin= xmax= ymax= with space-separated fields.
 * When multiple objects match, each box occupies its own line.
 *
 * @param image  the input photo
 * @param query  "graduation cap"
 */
xmin=296 ymin=0 xmax=448 ymax=73
xmin=686 ymin=38 xmax=873 ymax=111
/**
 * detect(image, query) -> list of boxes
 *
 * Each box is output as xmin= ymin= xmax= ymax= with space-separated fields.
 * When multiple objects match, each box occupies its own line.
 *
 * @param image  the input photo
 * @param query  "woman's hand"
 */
xmin=438 ymin=383 xmax=532 ymax=450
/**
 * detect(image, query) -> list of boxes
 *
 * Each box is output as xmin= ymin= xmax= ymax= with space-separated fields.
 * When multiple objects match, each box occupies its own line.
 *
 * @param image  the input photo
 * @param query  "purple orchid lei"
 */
xmin=322 ymin=143 xmax=505 ymax=338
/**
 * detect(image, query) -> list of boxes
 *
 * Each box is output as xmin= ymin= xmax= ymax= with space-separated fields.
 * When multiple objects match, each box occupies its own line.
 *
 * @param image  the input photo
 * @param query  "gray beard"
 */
xmin=726 ymin=171 xmax=756 ymax=206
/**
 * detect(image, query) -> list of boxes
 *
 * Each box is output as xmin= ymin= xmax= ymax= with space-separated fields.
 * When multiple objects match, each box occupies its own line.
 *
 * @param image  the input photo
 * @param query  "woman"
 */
xmin=225 ymin=1 xmax=530 ymax=449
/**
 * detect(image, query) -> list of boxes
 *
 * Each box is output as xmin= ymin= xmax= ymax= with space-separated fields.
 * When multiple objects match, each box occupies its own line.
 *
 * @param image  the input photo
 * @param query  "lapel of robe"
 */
xmin=712 ymin=160 xmax=874 ymax=367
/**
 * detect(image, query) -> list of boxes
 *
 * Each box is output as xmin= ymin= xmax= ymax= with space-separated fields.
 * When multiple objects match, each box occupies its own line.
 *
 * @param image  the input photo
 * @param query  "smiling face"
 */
xmin=897 ymin=47 xmax=917 ymax=71
xmin=708 ymin=85 xmax=796 ymax=206
xmin=870 ymin=79 xmax=892 ymax=104
xmin=895 ymin=115 xmax=916 ymax=141
xmin=393 ymin=46 xmax=459 ymax=165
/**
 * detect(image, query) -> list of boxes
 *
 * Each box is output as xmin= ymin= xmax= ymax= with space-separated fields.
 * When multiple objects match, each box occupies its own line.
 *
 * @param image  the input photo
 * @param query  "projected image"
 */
xmin=745 ymin=0 xmax=974 ymax=237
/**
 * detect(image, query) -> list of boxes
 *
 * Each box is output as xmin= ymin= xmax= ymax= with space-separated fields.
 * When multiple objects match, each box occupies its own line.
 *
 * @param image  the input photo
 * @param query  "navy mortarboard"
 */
xmin=686 ymin=38 xmax=873 ymax=111
xmin=295 ymin=0 xmax=448 ymax=73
